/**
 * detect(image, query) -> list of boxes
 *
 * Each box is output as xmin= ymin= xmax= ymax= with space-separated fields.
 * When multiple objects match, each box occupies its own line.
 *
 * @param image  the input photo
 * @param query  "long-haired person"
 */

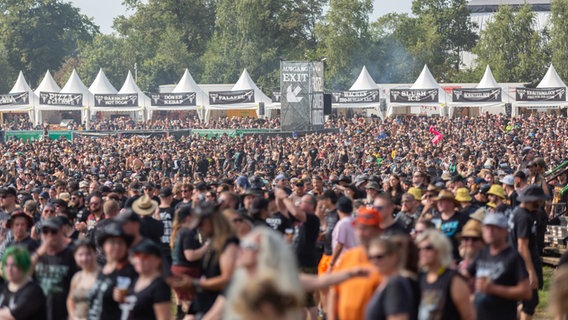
xmin=169 ymin=204 xmax=238 ymax=317
xmin=365 ymin=237 xmax=418 ymax=320
xmin=0 ymin=246 xmax=46 ymax=320
xmin=115 ymin=241 xmax=171 ymax=320
xmin=224 ymin=226 xmax=305 ymax=320
xmin=416 ymin=230 xmax=474 ymax=320
xmin=88 ymin=221 xmax=137 ymax=320
xmin=67 ymin=240 xmax=99 ymax=320
xmin=170 ymin=205 xmax=208 ymax=318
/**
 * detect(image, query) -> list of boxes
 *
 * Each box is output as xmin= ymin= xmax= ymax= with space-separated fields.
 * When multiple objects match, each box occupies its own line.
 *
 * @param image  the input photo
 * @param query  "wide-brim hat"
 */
xmin=457 ymin=219 xmax=483 ymax=240
xmin=132 ymin=195 xmax=158 ymax=216
xmin=6 ymin=211 xmax=33 ymax=229
xmin=365 ymin=181 xmax=381 ymax=192
xmin=435 ymin=190 xmax=459 ymax=205
xmin=455 ymin=188 xmax=472 ymax=202
xmin=517 ymin=184 xmax=550 ymax=202
xmin=487 ymin=184 xmax=506 ymax=199
xmin=96 ymin=220 xmax=134 ymax=247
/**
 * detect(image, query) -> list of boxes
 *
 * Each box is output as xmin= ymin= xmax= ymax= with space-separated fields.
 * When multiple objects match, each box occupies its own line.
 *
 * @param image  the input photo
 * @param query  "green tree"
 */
xmin=315 ymin=0 xmax=373 ymax=89
xmin=550 ymin=0 xmax=568 ymax=80
xmin=474 ymin=4 xmax=547 ymax=82
xmin=410 ymin=0 xmax=478 ymax=80
xmin=0 ymin=43 xmax=15 ymax=93
xmin=0 ymin=0 xmax=98 ymax=87
xmin=202 ymin=0 xmax=325 ymax=91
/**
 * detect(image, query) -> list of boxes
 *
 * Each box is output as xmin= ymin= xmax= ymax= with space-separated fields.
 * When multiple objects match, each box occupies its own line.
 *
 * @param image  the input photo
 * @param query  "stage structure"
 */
xmin=280 ymin=61 xmax=324 ymax=131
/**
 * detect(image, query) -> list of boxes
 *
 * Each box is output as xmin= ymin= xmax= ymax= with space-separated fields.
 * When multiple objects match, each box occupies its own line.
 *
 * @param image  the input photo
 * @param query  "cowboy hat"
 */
xmin=132 ymin=195 xmax=158 ymax=216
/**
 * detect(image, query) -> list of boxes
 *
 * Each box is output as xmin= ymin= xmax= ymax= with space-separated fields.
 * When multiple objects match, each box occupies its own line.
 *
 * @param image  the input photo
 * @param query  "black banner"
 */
xmin=515 ymin=87 xmax=566 ymax=101
xmin=0 ymin=92 xmax=29 ymax=106
xmin=331 ymin=89 xmax=380 ymax=104
xmin=94 ymin=94 xmax=138 ymax=107
xmin=452 ymin=88 xmax=501 ymax=102
xmin=209 ymin=90 xmax=254 ymax=105
xmin=389 ymin=89 xmax=438 ymax=103
xmin=271 ymin=91 xmax=281 ymax=103
xmin=40 ymin=92 xmax=82 ymax=106
xmin=150 ymin=92 xmax=196 ymax=106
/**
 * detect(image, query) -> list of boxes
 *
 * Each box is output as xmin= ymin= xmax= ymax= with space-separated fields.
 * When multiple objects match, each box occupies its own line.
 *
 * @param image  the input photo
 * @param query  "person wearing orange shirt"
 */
xmin=327 ymin=206 xmax=383 ymax=320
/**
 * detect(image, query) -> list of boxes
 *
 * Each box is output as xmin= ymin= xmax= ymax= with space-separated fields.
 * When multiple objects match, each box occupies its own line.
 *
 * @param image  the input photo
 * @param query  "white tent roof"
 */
xmin=537 ymin=64 xmax=566 ymax=88
xmin=231 ymin=69 xmax=271 ymax=104
xmin=89 ymin=69 xmax=117 ymax=94
xmin=61 ymin=69 xmax=93 ymax=100
xmin=118 ymin=71 xmax=150 ymax=107
xmin=477 ymin=65 xmax=499 ymax=88
xmin=411 ymin=65 xmax=442 ymax=90
xmin=1 ymin=71 xmax=38 ymax=110
xmin=349 ymin=66 xmax=378 ymax=90
xmin=34 ymin=70 xmax=61 ymax=95
xmin=171 ymin=69 xmax=207 ymax=107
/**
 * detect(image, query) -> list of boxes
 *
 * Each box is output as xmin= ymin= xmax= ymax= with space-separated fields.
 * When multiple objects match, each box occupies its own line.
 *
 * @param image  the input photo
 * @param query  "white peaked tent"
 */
xmin=1 ymin=72 xmax=38 ymax=122
xmin=109 ymin=70 xmax=150 ymax=120
xmin=205 ymin=69 xmax=271 ymax=121
xmin=34 ymin=70 xmax=61 ymax=96
xmin=58 ymin=69 xmax=92 ymax=124
xmin=349 ymin=66 xmax=378 ymax=91
xmin=514 ymin=64 xmax=568 ymax=114
xmin=89 ymin=68 xmax=118 ymax=94
xmin=147 ymin=69 xmax=206 ymax=119
xmin=387 ymin=65 xmax=450 ymax=116
xmin=449 ymin=65 xmax=506 ymax=116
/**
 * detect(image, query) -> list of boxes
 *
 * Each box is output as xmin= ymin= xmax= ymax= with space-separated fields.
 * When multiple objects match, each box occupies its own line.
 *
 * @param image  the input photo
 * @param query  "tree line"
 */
xmin=1 ymin=0 xmax=568 ymax=94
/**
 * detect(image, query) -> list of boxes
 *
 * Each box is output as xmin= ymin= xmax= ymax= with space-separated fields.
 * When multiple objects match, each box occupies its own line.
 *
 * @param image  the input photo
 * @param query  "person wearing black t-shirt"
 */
xmin=32 ymin=217 xmax=78 ymax=320
xmin=157 ymin=187 xmax=175 ymax=265
xmin=4 ymin=211 xmax=39 ymax=255
xmin=0 ymin=246 xmax=46 ymax=320
xmin=466 ymin=214 xmax=530 ymax=320
xmin=509 ymin=185 xmax=548 ymax=320
xmin=88 ymin=221 xmax=138 ymax=320
xmin=119 ymin=241 xmax=171 ymax=320
xmin=374 ymin=194 xmax=409 ymax=236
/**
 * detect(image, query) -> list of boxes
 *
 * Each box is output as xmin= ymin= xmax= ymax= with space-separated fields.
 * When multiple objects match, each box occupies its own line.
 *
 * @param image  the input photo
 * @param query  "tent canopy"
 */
xmin=3 ymin=71 xmax=39 ymax=111
xmin=349 ymin=66 xmax=378 ymax=91
xmin=166 ymin=69 xmax=207 ymax=109
xmin=515 ymin=64 xmax=568 ymax=109
xmin=34 ymin=70 xmax=61 ymax=96
xmin=60 ymin=69 xmax=93 ymax=106
xmin=537 ymin=64 xmax=567 ymax=88
xmin=207 ymin=69 xmax=269 ymax=110
xmin=89 ymin=68 xmax=118 ymax=94
xmin=118 ymin=71 xmax=150 ymax=108
xmin=477 ymin=65 xmax=499 ymax=88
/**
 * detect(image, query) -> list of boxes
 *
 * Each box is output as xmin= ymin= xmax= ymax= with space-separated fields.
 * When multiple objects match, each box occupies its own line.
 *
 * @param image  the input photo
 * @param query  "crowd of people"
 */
xmin=0 ymin=112 xmax=566 ymax=320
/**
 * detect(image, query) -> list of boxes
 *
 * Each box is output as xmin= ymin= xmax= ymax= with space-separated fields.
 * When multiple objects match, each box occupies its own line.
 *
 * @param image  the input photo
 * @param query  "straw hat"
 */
xmin=132 ymin=195 xmax=158 ymax=216
xmin=407 ymin=187 xmax=422 ymax=201
xmin=435 ymin=190 xmax=459 ymax=206
xmin=457 ymin=219 xmax=482 ymax=240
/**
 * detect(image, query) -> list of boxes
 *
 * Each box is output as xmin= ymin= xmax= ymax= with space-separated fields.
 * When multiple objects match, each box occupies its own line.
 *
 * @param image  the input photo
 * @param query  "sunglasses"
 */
xmin=418 ymin=245 xmax=435 ymax=252
xmin=232 ymin=218 xmax=244 ymax=223
xmin=41 ymin=228 xmax=59 ymax=235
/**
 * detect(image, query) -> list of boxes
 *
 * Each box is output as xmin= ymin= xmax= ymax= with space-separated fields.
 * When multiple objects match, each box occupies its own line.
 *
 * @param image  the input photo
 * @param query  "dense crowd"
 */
xmin=0 ymin=113 xmax=566 ymax=320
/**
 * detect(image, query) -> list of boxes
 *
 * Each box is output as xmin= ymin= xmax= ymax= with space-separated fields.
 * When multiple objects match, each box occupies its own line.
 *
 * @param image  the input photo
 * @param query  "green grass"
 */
xmin=535 ymin=266 xmax=554 ymax=320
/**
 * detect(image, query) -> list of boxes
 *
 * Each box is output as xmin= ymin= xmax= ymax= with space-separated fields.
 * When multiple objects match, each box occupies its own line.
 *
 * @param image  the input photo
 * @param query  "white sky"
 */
xmin=70 ymin=0 xmax=414 ymax=34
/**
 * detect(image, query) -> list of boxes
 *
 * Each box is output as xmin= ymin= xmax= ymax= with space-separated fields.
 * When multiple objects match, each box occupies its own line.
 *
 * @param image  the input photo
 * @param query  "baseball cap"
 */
xmin=353 ymin=206 xmax=381 ymax=228
xmin=483 ymin=213 xmax=509 ymax=229
xmin=499 ymin=175 xmax=514 ymax=186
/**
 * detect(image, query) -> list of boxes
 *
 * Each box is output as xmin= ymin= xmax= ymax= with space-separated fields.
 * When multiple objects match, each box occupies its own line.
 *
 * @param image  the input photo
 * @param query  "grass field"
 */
xmin=535 ymin=266 xmax=555 ymax=320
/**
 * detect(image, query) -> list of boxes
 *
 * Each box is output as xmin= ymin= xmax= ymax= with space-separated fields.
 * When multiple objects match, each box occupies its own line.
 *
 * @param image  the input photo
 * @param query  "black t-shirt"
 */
xmin=6 ymin=236 xmax=39 ymax=254
xmin=88 ymin=263 xmax=138 ymax=320
xmin=0 ymin=280 xmax=46 ymax=320
xmin=418 ymin=269 xmax=462 ymax=320
xmin=439 ymin=212 xmax=469 ymax=261
xmin=509 ymin=206 xmax=542 ymax=285
xmin=323 ymin=210 xmax=339 ymax=256
xmin=120 ymin=277 xmax=171 ymax=320
xmin=383 ymin=220 xmax=410 ymax=237
xmin=172 ymin=228 xmax=202 ymax=268
xmin=294 ymin=213 xmax=321 ymax=268
xmin=265 ymin=211 xmax=294 ymax=234
xmin=158 ymin=206 xmax=175 ymax=252
xmin=34 ymin=246 xmax=78 ymax=320
xmin=140 ymin=216 xmax=164 ymax=246
xmin=467 ymin=246 xmax=528 ymax=320
xmin=365 ymin=275 xmax=417 ymax=320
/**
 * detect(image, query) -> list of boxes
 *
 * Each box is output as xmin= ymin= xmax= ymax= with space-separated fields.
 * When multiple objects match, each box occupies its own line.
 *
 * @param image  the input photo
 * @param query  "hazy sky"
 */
xmin=70 ymin=0 xmax=414 ymax=34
